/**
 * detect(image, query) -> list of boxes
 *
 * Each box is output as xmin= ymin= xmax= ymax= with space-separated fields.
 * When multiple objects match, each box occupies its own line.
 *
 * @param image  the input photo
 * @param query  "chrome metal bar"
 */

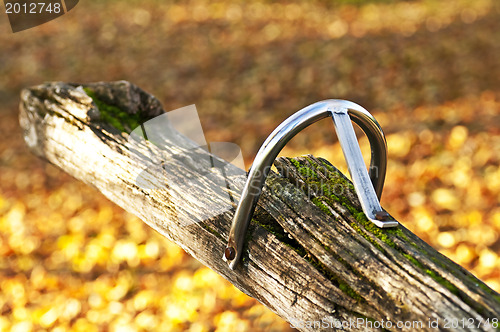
xmin=223 ymin=100 xmax=396 ymax=270
xmin=331 ymin=107 xmax=397 ymax=228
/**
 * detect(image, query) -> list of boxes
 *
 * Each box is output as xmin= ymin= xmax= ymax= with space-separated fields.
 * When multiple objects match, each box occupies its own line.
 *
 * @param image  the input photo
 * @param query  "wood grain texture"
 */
xmin=19 ymin=81 xmax=500 ymax=331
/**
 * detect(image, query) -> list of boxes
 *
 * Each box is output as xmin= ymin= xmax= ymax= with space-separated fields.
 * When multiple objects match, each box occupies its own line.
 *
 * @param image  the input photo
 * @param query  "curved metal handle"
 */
xmin=223 ymin=100 xmax=397 ymax=269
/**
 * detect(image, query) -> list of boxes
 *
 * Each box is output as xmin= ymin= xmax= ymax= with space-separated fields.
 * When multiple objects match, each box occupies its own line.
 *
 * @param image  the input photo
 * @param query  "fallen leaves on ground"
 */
xmin=0 ymin=0 xmax=499 ymax=330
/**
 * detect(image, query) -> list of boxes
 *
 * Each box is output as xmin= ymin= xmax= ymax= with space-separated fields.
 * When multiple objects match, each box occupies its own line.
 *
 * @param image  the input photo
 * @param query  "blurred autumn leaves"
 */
xmin=0 ymin=0 xmax=500 ymax=331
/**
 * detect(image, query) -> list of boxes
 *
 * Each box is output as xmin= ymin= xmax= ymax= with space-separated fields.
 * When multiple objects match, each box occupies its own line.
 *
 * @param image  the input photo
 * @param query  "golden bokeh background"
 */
xmin=0 ymin=0 xmax=499 ymax=331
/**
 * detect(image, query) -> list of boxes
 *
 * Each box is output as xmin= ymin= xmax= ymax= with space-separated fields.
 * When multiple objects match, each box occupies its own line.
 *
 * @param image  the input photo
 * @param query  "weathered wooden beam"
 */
xmin=19 ymin=81 xmax=500 ymax=331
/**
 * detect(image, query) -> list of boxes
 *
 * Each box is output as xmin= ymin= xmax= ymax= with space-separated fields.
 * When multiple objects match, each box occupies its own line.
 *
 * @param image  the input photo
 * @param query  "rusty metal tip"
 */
xmin=224 ymin=247 xmax=236 ymax=260
xmin=374 ymin=211 xmax=391 ymax=221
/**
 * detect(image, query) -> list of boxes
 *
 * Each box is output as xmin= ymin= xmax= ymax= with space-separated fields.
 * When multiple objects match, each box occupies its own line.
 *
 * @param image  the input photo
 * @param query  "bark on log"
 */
xmin=19 ymin=81 xmax=500 ymax=331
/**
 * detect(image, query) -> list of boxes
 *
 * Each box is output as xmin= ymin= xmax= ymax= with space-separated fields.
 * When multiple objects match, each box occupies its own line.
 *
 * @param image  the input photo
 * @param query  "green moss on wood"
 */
xmin=289 ymin=157 xmax=318 ymax=179
xmin=402 ymin=253 xmax=424 ymax=269
xmin=83 ymin=87 xmax=144 ymax=133
xmin=304 ymin=254 xmax=363 ymax=302
xmin=339 ymin=281 xmax=363 ymax=302
xmin=289 ymin=158 xmax=301 ymax=169
xmin=311 ymin=198 xmax=331 ymax=215
xmin=476 ymin=277 xmax=500 ymax=305
xmin=355 ymin=212 xmax=397 ymax=249
xmin=425 ymin=269 xmax=460 ymax=295
xmin=295 ymin=157 xmax=412 ymax=253
xmin=199 ymin=222 xmax=223 ymax=240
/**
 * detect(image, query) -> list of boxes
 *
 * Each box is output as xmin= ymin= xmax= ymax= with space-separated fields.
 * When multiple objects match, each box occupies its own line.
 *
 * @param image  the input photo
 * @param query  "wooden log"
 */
xmin=19 ymin=81 xmax=500 ymax=331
